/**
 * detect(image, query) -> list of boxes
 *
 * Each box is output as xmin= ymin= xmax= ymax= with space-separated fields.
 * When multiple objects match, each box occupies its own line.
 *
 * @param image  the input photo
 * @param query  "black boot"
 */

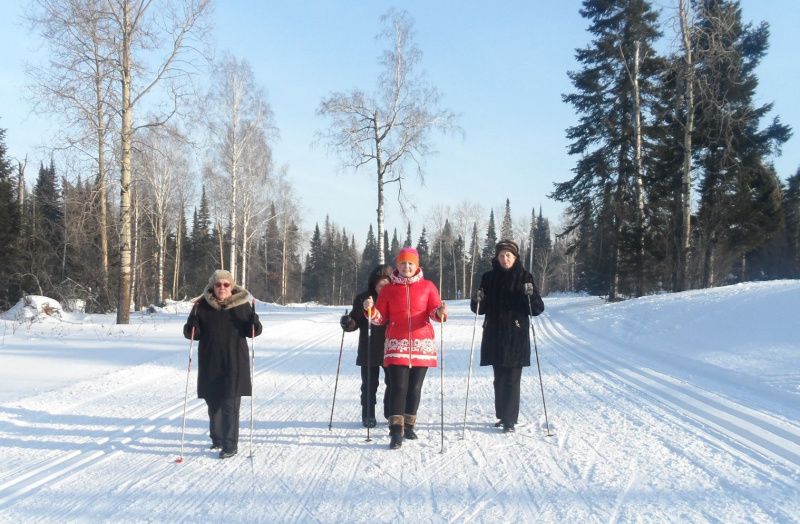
xmin=219 ymin=448 xmax=238 ymax=459
xmin=388 ymin=415 xmax=404 ymax=450
xmin=403 ymin=413 xmax=418 ymax=439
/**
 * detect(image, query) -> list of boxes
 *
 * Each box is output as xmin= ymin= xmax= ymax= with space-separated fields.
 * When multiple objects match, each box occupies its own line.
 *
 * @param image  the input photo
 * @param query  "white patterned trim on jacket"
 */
xmin=384 ymin=337 xmax=438 ymax=363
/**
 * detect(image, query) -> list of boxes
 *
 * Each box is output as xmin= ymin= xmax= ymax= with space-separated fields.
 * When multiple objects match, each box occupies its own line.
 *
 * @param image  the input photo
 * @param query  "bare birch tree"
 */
xmin=271 ymin=168 xmax=302 ymax=304
xmin=453 ymin=201 xmax=484 ymax=297
xmin=27 ymin=0 xmax=117 ymax=289
xmin=135 ymin=123 xmax=186 ymax=303
xmin=206 ymin=53 xmax=275 ymax=284
xmin=237 ymin=130 xmax=273 ymax=288
xmin=318 ymin=9 xmax=458 ymax=264
xmin=108 ymin=0 xmax=210 ymax=323
xmin=676 ymin=0 xmax=695 ymax=291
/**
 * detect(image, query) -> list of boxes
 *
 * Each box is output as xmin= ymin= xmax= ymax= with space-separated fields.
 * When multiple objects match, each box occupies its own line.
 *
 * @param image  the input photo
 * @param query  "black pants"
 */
xmin=493 ymin=366 xmax=522 ymax=425
xmin=360 ymin=366 xmax=390 ymax=419
xmin=206 ymin=396 xmax=241 ymax=452
xmin=386 ymin=365 xmax=428 ymax=418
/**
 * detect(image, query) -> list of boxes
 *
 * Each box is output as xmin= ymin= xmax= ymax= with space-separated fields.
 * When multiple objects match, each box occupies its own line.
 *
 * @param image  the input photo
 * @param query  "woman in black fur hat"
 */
xmin=470 ymin=240 xmax=544 ymax=433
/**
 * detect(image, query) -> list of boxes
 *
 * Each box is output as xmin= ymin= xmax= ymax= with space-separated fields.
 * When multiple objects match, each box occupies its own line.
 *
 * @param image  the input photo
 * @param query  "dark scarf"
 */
xmin=486 ymin=258 xmax=526 ymax=309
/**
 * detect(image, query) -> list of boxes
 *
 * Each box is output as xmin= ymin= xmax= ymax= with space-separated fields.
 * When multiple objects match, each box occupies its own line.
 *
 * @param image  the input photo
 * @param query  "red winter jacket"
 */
xmin=368 ymin=268 xmax=443 ymax=367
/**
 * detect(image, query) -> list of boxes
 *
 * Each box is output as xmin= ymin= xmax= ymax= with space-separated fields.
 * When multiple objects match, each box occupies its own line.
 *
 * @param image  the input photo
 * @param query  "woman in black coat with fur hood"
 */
xmin=340 ymin=264 xmax=393 ymax=428
xmin=470 ymin=240 xmax=544 ymax=433
xmin=184 ymin=269 xmax=262 ymax=458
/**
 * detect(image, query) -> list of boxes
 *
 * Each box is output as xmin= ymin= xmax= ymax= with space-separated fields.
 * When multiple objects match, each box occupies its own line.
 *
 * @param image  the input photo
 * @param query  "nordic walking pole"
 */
xmin=439 ymin=303 xmax=445 ymax=454
xmin=328 ymin=309 xmax=348 ymax=431
xmin=462 ymin=294 xmax=481 ymax=439
xmin=528 ymin=296 xmax=552 ymax=437
xmin=176 ymin=322 xmax=196 ymax=463
xmin=249 ymin=299 xmax=256 ymax=459
xmin=365 ymin=306 xmax=372 ymax=442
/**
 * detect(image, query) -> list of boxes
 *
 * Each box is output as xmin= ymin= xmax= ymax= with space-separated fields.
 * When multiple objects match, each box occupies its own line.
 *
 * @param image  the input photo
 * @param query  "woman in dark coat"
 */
xmin=340 ymin=264 xmax=393 ymax=428
xmin=470 ymin=240 xmax=544 ymax=433
xmin=184 ymin=269 xmax=262 ymax=458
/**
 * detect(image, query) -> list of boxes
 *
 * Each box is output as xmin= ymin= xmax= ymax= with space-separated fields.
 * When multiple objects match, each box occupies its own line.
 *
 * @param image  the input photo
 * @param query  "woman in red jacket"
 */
xmin=364 ymin=247 xmax=446 ymax=449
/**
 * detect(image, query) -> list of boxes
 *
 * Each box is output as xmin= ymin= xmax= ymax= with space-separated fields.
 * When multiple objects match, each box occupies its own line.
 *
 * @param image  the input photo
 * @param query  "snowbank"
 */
xmin=1 ymin=295 xmax=64 ymax=322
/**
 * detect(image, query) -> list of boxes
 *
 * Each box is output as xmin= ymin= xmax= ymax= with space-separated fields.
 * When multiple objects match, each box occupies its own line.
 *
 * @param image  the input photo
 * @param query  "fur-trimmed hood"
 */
xmin=203 ymin=285 xmax=251 ymax=310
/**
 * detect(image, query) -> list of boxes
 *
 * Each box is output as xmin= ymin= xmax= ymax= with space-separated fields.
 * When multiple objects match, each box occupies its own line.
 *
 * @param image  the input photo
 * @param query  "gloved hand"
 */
xmin=436 ymin=302 xmax=447 ymax=321
xmin=187 ymin=313 xmax=200 ymax=330
xmin=524 ymin=282 xmax=534 ymax=296
xmin=475 ymin=288 xmax=484 ymax=302
xmin=339 ymin=315 xmax=354 ymax=331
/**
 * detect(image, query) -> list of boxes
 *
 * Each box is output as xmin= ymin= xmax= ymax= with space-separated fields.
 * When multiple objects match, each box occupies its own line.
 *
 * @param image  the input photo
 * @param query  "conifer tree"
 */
xmin=361 ymin=224 xmax=380 ymax=285
xmin=404 ymin=223 xmax=413 ymax=247
xmin=383 ymin=230 xmax=391 ymax=264
xmin=785 ymin=170 xmax=800 ymax=278
xmin=468 ymin=222 xmax=480 ymax=296
xmin=553 ymin=0 xmax=662 ymax=299
xmin=303 ymin=224 xmax=324 ymax=302
xmin=0 ymin=127 xmax=20 ymax=306
xmin=500 ymin=198 xmax=513 ymax=241
xmin=416 ymin=227 xmax=430 ymax=270
xmin=479 ymin=210 xmax=497 ymax=276
xmin=264 ymin=202 xmax=283 ymax=302
xmin=390 ymin=228 xmax=400 ymax=258
xmin=692 ymin=0 xmax=791 ymax=285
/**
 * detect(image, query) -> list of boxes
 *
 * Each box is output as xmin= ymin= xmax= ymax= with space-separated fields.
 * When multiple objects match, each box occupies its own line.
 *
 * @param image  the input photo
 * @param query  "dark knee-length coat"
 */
xmin=470 ymin=258 xmax=544 ymax=367
xmin=183 ymin=286 xmax=262 ymax=399
xmin=342 ymin=264 xmax=392 ymax=367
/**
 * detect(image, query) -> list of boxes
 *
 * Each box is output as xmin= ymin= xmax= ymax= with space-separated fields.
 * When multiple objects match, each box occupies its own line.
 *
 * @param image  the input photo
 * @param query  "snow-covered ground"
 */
xmin=0 ymin=281 xmax=798 ymax=523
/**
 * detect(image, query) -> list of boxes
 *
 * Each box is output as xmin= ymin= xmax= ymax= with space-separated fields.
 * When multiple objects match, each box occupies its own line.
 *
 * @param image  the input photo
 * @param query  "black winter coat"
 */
xmin=470 ymin=259 xmax=544 ymax=367
xmin=183 ymin=287 xmax=262 ymax=399
xmin=345 ymin=289 xmax=388 ymax=367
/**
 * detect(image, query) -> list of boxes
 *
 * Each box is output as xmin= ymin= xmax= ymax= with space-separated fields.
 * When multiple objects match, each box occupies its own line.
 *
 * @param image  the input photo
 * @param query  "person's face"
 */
xmin=397 ymin=260 xmax=417 ymax=277
xmin=375 ymin=277 xmax=389 ymax=294
xmin=497 ymin=249 xmax=516 ymax=270
xmin=213 ymin=280 xmax=232 ymax=300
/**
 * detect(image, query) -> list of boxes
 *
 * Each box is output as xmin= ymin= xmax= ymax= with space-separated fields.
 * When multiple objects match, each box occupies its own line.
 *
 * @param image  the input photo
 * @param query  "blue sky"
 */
xmin=1 ymin=1 xmax=798 ymax=244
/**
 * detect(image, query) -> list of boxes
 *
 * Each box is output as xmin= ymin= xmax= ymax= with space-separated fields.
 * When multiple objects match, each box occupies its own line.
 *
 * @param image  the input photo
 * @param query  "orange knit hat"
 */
xmin=395 ymin=247 xmax=420 ymax=266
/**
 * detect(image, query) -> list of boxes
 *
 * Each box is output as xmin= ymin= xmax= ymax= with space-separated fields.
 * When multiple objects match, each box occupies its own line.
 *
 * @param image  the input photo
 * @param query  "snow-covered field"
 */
xmin=0 ymin=281 xmax=798 ymax=523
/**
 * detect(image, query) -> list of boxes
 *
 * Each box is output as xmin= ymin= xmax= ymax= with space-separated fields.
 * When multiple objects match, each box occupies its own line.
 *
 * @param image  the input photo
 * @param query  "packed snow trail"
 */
xmin=0 ymin=282 xmax=799 ymax=522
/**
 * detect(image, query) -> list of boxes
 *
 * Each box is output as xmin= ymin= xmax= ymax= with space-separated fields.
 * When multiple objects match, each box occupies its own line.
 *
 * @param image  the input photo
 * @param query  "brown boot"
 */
xmin=389 ymin=415 xmax=404 ymax=449
xmin=403 ymin=413 xmax=418 ymax=440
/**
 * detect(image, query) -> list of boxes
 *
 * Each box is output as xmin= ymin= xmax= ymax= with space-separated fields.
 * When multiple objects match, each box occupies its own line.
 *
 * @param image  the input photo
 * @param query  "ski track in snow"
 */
xmin=0 ymin=290 xmax=799 ymax=523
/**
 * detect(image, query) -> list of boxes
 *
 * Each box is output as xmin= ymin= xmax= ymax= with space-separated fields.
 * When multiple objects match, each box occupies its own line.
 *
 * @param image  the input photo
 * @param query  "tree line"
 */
xmin=301 ymin=200 xmax=563 ymax=305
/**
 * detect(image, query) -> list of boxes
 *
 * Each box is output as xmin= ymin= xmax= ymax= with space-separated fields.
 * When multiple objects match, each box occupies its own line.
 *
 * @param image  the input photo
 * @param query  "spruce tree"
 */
xmin=416 ymin=227 xmax=430 ymax=270
xmin=479 ymin=210 xmax=497 ymax=276
xmin=303 ymin=224 xmax=324 ymax=302
xmin=404 ymin=223 xmax=413 ymax=247
xmin=361 ymin=224 xmax=379 ymax=283
xmin=693 ymin=0 xmax=791 ymax=285
xmin=500 ymin=198 xmax=513 ymax=240
xmin=383 ymin=230 xmax=391 ymax=264
xmin=0 ymin=127 xmax=20 ymax=306
xmin=264 ymin=203 xmax=282 ymax=302
xmin=553 ymin=0 xmax=662 ymax=299
xmin=785 ymin=170 xmax=800 ymax=277
xmin=468 ymin=222 xmax=480 ymax=296
xmin=390 ymin=228 xmax=400 ymax=258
